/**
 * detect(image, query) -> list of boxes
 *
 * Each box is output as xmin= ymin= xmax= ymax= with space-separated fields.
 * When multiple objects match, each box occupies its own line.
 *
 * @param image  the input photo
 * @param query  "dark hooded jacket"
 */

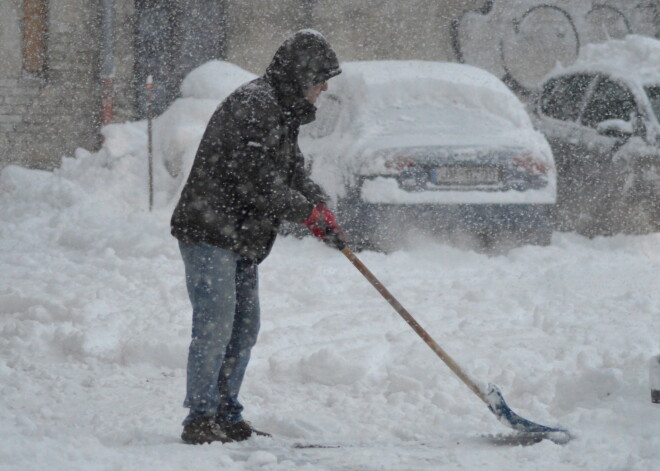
xmin=171 ymin=30 xmax=341 ymax=262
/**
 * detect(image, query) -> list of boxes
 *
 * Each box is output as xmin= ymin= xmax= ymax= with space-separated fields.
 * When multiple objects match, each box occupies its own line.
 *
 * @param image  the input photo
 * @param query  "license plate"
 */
xmin=430 ymin=166 xmax=500 ymax=185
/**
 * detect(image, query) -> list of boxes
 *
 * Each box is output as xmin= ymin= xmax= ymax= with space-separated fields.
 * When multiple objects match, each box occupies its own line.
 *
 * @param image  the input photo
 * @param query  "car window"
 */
xmin=539 ymin=78 xmax=562 ymax=117
xmin=644 ymin=86 xmax=660 ymax=123
xmin=303 ymin=94 xmax=342 ymax=139
xmin=580 ymin=77 xmax=637 ymax=129
xmin=540 ymin=74 xmax=593 ymax=121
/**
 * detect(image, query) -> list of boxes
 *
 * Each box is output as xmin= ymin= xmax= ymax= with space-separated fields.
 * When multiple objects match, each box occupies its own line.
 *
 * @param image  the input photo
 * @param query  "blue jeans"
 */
xmin=178 ymin=241 xmax=260 ymax=426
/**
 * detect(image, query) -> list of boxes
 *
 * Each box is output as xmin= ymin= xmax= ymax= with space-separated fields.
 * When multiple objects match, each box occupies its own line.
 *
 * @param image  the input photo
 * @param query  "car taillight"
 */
xmin=384 ymin=156 xmax=417 ymax=172
xmin=512 ymin=154 xmax=548 ymax=176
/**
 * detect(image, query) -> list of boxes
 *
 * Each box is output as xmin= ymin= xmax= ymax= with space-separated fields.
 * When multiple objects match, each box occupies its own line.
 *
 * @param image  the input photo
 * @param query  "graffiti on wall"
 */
xmin=451 ymin=0 xmax=660 ymax=95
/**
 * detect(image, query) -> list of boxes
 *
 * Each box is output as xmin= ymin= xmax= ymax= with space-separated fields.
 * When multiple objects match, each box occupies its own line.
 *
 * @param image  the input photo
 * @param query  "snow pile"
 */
xmin=180 ymin=60 xmax=257 ymax=101
xmin=0 ymin=58 xmax=659 ymax=471
xmin=117 ymin=60 xmax=256 ymax=189
xmin=159 ymin=61 xmax=256 ymax=182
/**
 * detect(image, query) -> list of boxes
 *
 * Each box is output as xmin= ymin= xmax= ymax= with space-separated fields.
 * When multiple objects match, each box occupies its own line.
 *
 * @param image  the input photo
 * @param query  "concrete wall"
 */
xmin=112 ymin=0 xmax=137 ymax=124
xmin=222 ymin=0 xmax=659 ymax=80
xmin=223 ymin=0 xmax=480 ymax=75
xmin=223 ymin=0 xmax=305 ymax=75
xmin=313 ymin=0 xmax=479 ymax=63
xmin=451 ymin=0 xmax=660 ymax=94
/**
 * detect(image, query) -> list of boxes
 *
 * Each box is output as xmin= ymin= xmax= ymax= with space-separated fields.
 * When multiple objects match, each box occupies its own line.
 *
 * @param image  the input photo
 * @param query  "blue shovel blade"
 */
xmin=485 ymin=384 xmax=571 ymax=444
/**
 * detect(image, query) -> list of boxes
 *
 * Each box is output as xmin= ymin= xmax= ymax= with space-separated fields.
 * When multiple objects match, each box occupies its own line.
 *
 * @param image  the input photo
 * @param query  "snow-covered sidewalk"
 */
xmin=1 ymin=150 xmax=659 ymax=470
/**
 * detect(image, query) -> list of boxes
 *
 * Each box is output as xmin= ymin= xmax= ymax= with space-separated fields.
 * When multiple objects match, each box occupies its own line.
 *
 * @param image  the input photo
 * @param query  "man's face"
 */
xmin=304 ymin=81 xmax=328 ymax=104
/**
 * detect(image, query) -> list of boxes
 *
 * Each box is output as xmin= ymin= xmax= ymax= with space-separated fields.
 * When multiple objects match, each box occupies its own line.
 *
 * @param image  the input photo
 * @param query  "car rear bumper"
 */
xmin=338 ymin=202 xmax=554 ymax=234
xmin=360 ymin=176 xmax=557 ymax=205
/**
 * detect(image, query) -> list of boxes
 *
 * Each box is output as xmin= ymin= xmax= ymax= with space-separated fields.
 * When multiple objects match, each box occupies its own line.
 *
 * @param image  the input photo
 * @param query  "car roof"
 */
xmin=339 ymin=60 xmax=515 ymax=95
xmin=544 ymin=35 xmax=660 ymax=89
xmin=325 ymin=60 xmax=532 ymax=130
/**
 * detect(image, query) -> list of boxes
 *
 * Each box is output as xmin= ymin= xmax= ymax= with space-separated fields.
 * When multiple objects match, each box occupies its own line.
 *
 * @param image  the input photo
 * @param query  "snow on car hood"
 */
xmin=354 ymin=104 xmax=550 ymax=174
xmin=337 ymin=60 xmax=535 ymax=130
xmin=364 ymin=104 xmax=523 ymax=147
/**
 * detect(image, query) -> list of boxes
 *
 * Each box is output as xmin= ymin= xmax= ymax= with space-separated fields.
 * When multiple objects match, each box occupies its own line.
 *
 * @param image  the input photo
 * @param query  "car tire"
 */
xmin=506 ymin=224 xmax=552 ymax=247
xmin=337 ymin=198 xmax=400 ymax=253
xmin=583 ymin=162 xmax=634 ymax=237
xmin=525 ymin=227 xmax=553 ymax=246
xmin=620 ymin=193 xmax=660 ymax=234
xmin=343 ymin=220 xmax=394 ymax=253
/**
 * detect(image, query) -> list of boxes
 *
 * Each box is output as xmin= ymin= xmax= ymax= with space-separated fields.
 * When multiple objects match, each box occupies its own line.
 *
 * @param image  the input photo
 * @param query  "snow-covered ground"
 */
xmin=1 ymin=58 xmax=659 ymax=470
xmin=1 ymin=141 xmax=659 ymax=471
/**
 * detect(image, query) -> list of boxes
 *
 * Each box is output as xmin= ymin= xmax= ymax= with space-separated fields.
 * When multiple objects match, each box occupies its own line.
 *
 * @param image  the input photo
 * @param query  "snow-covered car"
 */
xmin=299 ymin=60 xmax=556 ymax=250
xmin=158 ymin=61 xmax=257 ymax=180
xmin=531 ymin=35 xmax=660 ymax=236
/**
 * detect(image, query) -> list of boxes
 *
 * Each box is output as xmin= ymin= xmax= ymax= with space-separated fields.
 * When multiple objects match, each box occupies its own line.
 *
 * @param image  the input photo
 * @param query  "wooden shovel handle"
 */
xmin=340 ymin=246 xmax=488 ymax=405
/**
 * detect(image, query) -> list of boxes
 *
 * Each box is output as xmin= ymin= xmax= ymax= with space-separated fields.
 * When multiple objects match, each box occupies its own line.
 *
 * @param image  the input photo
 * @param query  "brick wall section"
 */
xmin=0 ymin=77 xmax=42 ymax=166
xmin=20 ymin=0 xmax=100 ymax=169
xmin=224 ymin=0 xmax=480 ymax=76
xmin=1 ymin=0 xmax=135 ymax=170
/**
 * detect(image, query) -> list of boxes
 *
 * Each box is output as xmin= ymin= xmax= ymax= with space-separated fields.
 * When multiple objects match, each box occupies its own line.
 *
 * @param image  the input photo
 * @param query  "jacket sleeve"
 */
xmin=291 ymin=142 xmax=330 ymax=204
xmin=224 ymin=93 xmax=315 ymax=223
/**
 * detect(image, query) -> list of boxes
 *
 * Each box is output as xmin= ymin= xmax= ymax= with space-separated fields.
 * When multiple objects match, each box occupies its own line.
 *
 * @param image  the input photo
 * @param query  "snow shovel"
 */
xmin=331 ymin=235 xmax=571 ymax=444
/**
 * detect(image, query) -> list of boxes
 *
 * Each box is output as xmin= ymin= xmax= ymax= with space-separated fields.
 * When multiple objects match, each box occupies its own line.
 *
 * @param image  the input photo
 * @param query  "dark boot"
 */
xmin=220 ymin=420 xmax=271 ymax=442
xmin=181 ymin=417 xmax=230 ymax=445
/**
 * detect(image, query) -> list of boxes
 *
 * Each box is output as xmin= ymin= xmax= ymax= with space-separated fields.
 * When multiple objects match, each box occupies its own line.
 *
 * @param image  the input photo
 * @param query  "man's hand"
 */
xmin=302 ymin=203 xmax=346 ymax=249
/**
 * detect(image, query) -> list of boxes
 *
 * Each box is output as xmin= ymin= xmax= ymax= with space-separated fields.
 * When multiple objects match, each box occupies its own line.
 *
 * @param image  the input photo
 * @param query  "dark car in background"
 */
xmin=531 ymin=35 xmax=660 ymax=236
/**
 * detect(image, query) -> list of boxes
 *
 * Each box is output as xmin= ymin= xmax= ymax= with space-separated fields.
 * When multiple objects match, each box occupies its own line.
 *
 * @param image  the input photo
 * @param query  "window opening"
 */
xmin=581 ymin=78 xmax=637 ymax=129
xmin=541 ymin=74 xmax=593 ymax=121
xmin=644 ymin=86 xmax=660 ymax=123
xmin=23 ymin=0 xmax=48 ymax=75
